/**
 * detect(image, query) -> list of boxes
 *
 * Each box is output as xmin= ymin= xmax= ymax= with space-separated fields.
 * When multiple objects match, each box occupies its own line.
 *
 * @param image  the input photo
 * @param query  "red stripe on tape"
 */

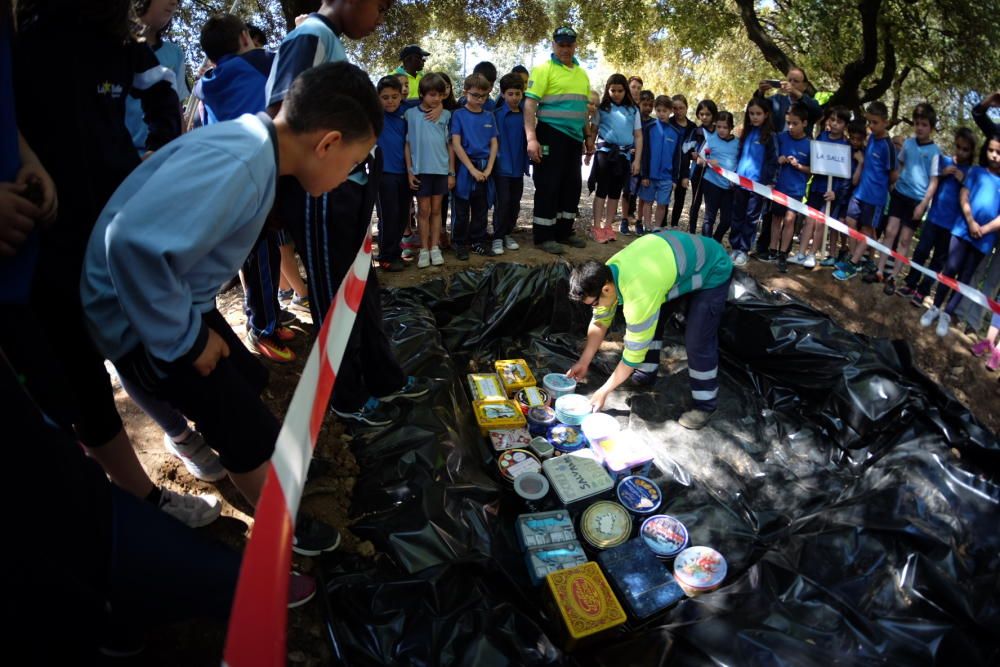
xmin=847 ymin=228 xmax=867 ymax=242
xmin=343 ymin=270 xmax=366 ymax=312
xmin=738 ymin=175 xmax=754 ymax=190
xmin=772 ymin=190 xmax=788 ymax=207
xmin=806 ymin=206 xmax=825 ymax=222
xmin=938 ymin=274 xmax=959 ymax=291
xmin=890 ymin=250 xmax=910 ymax=266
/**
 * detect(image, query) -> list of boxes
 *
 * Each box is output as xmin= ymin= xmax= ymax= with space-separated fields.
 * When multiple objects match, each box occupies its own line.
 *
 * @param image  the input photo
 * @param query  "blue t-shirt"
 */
xmin=951 ymin=166 xmax=1000 ymax=254
xmin=378 ymin=107 xmax=407 ymax=175
xmin=125 ymin=40 xmax=187 ymax=152
xmin=594 ymin=103 xmax=640 ymax=150
xmin=701 ymin=130 xmax=739 ymax=189
xmin=927 ymin=156 xmax=971 ymax=229
xmin=809 ymin=131 xmax=851 ymax=195
xmin=895 ymin=137 xmax=941 ymax=201
xmin=774 ymin=131 xmax=811 ymax=199
xmin=737 ymin=126 xmax=778 ymax=184
xmin=450 ymin=107 xmax=498 ymax=161
xmin=854 ymin=134 xmax=898 ymax=206
xmin=495 ymin=102 xmax=528 ymax=177
xmin=405 ymin=105 xmax=451 ymax=175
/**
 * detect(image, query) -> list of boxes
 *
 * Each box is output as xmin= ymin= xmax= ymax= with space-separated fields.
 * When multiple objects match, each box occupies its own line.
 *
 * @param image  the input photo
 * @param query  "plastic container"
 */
xmin=547 ymin=424 xmax=588 ymax=455
xmin=489 ymin=428 xmax=531 ymax=453
xmin=639 ymin=515 xmax=689 ymax=560
xmin=673 ymin=546 xmax=727 ymax=596
xmin=615 ymin=475 xmax=662 ymax=515
xmin=514 ymin=471 xmax=550 ymax=505
xmin=525 ymin=540 xmax=587 ymax=586
xmin=526 ymin=406 xmax=557 ymax=437
xmin=515 ymin=387 xmax=549 ymax=414
xmin=543 ymin=454 xmax=614 ymax=507
xmin=529 ymin=436 xmax=555 ymax=461
xmin=597 ymin=539 xmax=685 ymax=619
xmin=594 ymin=430 xmax=655 ymax=477
xmin=467 ymin=373 xmax=507 ymax=402
xmin=545 ymin=562 xmax=627 ymax=650
xmin=497 ymin=448 xmax=542 ymax=484
xmin=579 ymin=501 xmax=632 ymax=550
xmin=580 ymin=412 xmax=620 ymax=449
xmin=473 ymin=399 xmax=527 ymax=436
xmin=495 ymin=359 xmax=537 ymax=397
xmin=515 ymin=510 xmax=576 ymax=550
xmin=543 ymin=373 xmax=577 ymax=400
xmin=554 ymin=394 xmax=592 ymax=426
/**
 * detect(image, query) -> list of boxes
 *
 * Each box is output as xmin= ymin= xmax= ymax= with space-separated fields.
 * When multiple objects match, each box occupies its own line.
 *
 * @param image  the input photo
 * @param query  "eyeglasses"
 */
xmin=582 ymin=295 xmax=600 ymax=307
xmin=466 ymin=91 xmax=488 ymax=100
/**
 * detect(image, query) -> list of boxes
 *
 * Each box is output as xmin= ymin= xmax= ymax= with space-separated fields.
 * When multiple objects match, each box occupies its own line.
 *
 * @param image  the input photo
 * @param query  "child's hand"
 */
xmin=681 ymin=178 xmax=690 ymax=189
xmin=823 ymin=191 xmax=835 ymax=202
xmin=473 ymin=169 xmax=486 ymax=182
xmin=914 ymin=202 xmax=927 ymax=219
xmin=941 ymin=165 xmax=957 ymax=176
xmin=193 ymin=328 xmax=230 ymax=377
xmin=16 ymin=165 xmax=57 ymax=224
xmin=0 ymin=182 xmax=41 ymax=257
xmin=448 ymin=175 xmax=456 ymax=190
xmin=968 ymin=219 xmax=983 ymax=238
xmin=778 ymin=156 xmax=788 ymax=165
xmin=788 ymin=156 xmax=799 ymax=168
xmin=641 ymin=178 xmax=650 ymax=187
xmin=423 ymin=106 xmax=443 ymax=122
xmin=408 ymin=173 xmax=420 ymax=190
xmin=709 ymin=159 xmax=719 ymax=168
xmin=696 ymin=156 xmax=705 ymax=166
xmin=584 ymin=152 xmax=592 ymax=166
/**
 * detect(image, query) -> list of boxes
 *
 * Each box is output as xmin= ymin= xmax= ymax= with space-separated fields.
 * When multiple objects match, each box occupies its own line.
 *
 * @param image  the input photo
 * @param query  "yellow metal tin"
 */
xmin=494 ymin=359 xmax=537 ymax=397
xmin=467 ymin=373 xmax=506 ymax=402
xmin=545 ymin=562 xmax=627 ymax=649
xmin=473 ymin=399 xmax=527 ymax=436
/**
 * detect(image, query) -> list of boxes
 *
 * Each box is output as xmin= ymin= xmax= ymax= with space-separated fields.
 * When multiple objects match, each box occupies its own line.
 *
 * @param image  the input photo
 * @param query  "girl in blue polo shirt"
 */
xmin=920 ymin=135 xmax=1000 ymax=337
xmin=591 ymin=74 xmax=642 ymax=243
xmin=698 ymin=111 xmax=739 ymax=241
xmin=729 ymin=95 xmax=778 ymax=266
xmin=768 ymin=103 xmax=811 ymax=272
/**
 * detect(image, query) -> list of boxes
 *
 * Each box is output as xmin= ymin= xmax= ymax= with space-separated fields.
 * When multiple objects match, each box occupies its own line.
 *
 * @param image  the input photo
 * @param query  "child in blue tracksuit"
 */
xmin=492 ymin=72 xmax=528 ymax=255
xmin=698 ymin=111 xmax=739 ymax=240
xmin=638 ymin=96 xmax=682 ymax=231
xmin=375 ymin=75 xmax=409 ymax=271
xmin=729 ymin=95 xmax=778 ymax=266
xmin=768 ymin=102 xmax=811 ymax=272
xmin=81 ymin=61 xmax=380 ymax=550
xmin=450 ymin=73 xmax=499 ymax=259
xmin=900 ymin=128 xmax=977 ymax=303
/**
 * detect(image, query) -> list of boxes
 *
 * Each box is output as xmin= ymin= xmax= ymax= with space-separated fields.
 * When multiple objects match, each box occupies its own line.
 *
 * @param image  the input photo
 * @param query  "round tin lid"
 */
xmin=513 ymin=471 xmax=550 ymax=500
xmin=673 ymin=546 xmax=727 ymax=590
xmin=526 ymin=406 xmax=556 ymax=424
xmin=516 ymin=387 xmax=549 ymax=407
xmin=497 ymin=448 xmax=541 ymax=482
xmin=542 ymin=373 xmax=577 ymax=392
xmin=616 ymin=475 xmax=662 ymax=514
xmin=580 ymin=501 xmax=632 ymax=549
xmin=555 ymin=393 xmax=591 ymax=418
xmin=639 ymin=515 xmax=689 ymax=559
xmin=547 ymin=424 xmax=587 ymax=452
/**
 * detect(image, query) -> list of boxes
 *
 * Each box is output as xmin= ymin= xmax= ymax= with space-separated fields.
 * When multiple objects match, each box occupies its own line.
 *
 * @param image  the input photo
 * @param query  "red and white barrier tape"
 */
xmin=707 ymin=163 xmax=1000 ymax=316
xmin=222 ymin=234 xmax=373 ymax=667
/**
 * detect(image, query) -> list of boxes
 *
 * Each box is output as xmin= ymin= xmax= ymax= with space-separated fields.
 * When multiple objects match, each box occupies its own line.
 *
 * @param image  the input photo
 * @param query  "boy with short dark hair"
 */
xmin=768 ymin=102 xmax=811 ymax=272
xmin=638 ymin=95 xmax=682 ymax=231
xmin=492 ymin=72 xmax=528 ymax=255
xmin=451 ymin=72 xmax=499 ymax=259
xmin=81 ymin=61 xmax=381 ymax=553
xmin=375 ymin=75 xmax=408 ymax=271
xmin=834 ymin=101 xmax=898 ymax=281
xmin=625 ymin=89 xmax=656 ymax=235
xmin=820 ymin=119 xmax=868 ymax=266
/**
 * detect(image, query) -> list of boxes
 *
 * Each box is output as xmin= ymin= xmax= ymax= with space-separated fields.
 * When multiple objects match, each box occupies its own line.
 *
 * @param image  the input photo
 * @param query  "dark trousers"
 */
xmin=933 ymin=236 xmax=984 ymax=314
xmin=115 ymin=309 xmax=277 ymax=474
xmin=451 ymin=182 xmax=489 ymax=246
xmin=702 ymin=180 xmax=733 ymax=240
xmin=243 ymin=230 xmax=282 ymax=337
xmin=376 ymin=172 xmax=410 ymax=262
xmin=729 ymin=188 xmax=766 ymax=252
xmin=755 ymin=200 xmax=774 ymax=254
xmin=687 ymin=165 xmax=707 ymax=233
xmin=904 ymin=223 xmax=951 ymax=296
xmin=493 ymin=175 xmax=523 ymax=239
xmin=632 ymin=279 xmax=730 ymax=411
xmin=669 ymin=181 xmax=687 ymax=227
xmin=532 ymin=121 xmax=582 ymax=244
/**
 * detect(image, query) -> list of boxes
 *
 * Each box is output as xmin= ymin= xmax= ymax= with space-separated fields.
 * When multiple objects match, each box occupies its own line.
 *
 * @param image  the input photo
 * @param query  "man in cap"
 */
xmin=524 ymin=26 xmax=592 ymax=254
xmin=394 ymin=44 xmax=429 ymax=100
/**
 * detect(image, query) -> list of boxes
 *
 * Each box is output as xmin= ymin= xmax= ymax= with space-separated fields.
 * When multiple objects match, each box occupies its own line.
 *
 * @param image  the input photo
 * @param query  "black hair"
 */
xmin=600 ymin=73 xmax=636 ymax=111
xmin=463 ymin=72 xmax=490 ymax=92
xmin=985 ymin=133 xmax=1000 ymax=167
xmin=639 ymin=90 xmax=654 ymax=102
xmin=499 ymin=73 xmax=524 ymax=93
xmin=953 ymin=127 xmax=976 ymax=165
xmin=511 ymin=65 xmax=529 ymax=75
xmin=738 ymin=94 xmax=774 ymax=157
xmin=568 ymin=261 xmax=613 ymax=301
xmin=787 ymin=101 xmax=809 ymax=124
xmin=437 ymin=72 xmax=458 ymax=110
xmin=283 ymin=61 xmax=381 ymax=139
xmin=132 ymin=0 xmax=175 ymax=43
xmin=695 ymin=99 xmax=718 ymax=124
xmin=19 ymin=0 xmax=133 ymax=42
xmin=472 ymin=61 xmax=498 ymax=85
xmin=200 ymin=14 xmax=246 ymax=63
xmin=418 ymin=72 xmax=447 ymax=97
xmin=865 ymin=101 xmax=889 ymax=120
xmin=826 ymin=105 xmax=851 ymax=125
xmin=847 ymin=119 xmax=867 ymax=137
xmin=653 ymin=95 xmax=672 ymax=109
xmin=715 ymin=110 xmax=736 ymax=132
xmin=671 ymin=94 xmax=688 ymax=108
xmin=246 ymin=22 xmax=266 ymax=45
xmin=376 ymin=75 xmax=402 ymax=94
xmin=912 ymin=102 xmax=937 ymax=129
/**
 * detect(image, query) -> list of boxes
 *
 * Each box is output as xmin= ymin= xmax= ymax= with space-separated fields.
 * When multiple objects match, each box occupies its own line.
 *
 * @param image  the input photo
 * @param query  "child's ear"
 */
xmin=315 ymin=130 xmax=344 ymax=158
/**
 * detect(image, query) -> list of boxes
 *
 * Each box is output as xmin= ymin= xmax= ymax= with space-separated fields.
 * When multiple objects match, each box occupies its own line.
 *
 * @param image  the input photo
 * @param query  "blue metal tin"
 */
xmin=616 ymin=475 xmax=662 ymax=515
xmin=527 ymin=406 xmax=557 ymax=437
xmin=597 ymin=538 xmax=685 ymax=619
xmin=639 ymin=515 xmax=689 ymax=560
xmin=547 ymin=424 xmax=587 ymax=453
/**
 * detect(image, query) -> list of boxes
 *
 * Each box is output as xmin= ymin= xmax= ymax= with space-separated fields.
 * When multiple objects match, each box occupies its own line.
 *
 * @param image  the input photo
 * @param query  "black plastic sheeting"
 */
xmin=316 ymin=263 xmax=1000 ymax=666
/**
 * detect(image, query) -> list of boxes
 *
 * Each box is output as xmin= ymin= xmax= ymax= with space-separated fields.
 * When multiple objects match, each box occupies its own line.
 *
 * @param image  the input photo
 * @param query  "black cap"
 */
xmin=399 ymin=44 xmax=431 ymax=60
xmin=552 ymin=26 xmax=577 ymax=43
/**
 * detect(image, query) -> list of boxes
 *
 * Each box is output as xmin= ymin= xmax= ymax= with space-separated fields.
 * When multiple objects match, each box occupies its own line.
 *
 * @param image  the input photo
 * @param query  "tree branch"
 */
xmin=733 ymin=0 xmax=794 ymax=74
xmin=886 ymin=65 xmax=912 ymax=129
xmin=860 ymin=27 xmax=896 ymax=103
xmin=825 ymin=0 xmax=883 ymax=109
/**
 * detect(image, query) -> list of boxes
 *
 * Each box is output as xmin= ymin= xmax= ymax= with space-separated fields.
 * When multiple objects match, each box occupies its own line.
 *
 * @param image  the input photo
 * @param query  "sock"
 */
xmin=145 ymin=486 xmax=163 ymax=506
xmin=170 ymin=427 xmax=194 ymax=445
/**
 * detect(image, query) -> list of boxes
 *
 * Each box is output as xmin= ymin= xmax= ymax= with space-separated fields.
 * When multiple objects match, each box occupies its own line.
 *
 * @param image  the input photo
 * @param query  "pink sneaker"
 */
xmin=593 ymin=226 xmax=608 ymax=244
xmin=986 ymin=348 xmax=1000 ymax=372
xmin=972 ymin=339 xmax=994 ymax=358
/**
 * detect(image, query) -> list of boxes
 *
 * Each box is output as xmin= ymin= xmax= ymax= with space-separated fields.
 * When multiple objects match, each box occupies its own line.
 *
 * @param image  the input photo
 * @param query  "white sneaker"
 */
xmin=788 ymin=252 xmax=806 ymax=265
xmin=417 ymin=249 xmax=430 ymax=268
xmin=935 ymin=311 xmax=951 ymax=337
xmin=802 ymin=254 xmax=817 ymax=269
xmin=733 ymin=251 xmax=748 ymax=267
xmin=163 ymin=432 xmax=226 ymax=482
xmin=504 ymin=235 xmax=519 ymax=250
xmin=430 ymin=246 xmax=444 ymax=266
xmin=919 ymin=305 xmax=940 ymax=328
xmin=158 ymin=488 xmax=222 ymax=528
xmin=492 ymin=239 xmax=504 ymax=255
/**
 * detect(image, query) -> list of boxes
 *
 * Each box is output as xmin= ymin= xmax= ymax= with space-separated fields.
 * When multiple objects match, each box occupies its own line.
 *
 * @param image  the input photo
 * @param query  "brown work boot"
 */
xmin=678 ymin=409 xmax=714 ymax=430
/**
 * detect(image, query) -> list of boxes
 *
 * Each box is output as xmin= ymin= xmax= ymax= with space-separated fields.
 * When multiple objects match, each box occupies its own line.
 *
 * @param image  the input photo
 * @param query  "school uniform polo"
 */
xmin=495 ymin=102 xmax=528 ymax=177
xmin=894 ymin=138 xmax=941 ymax=201
xmin=927 ymin=157 xmax=971 ymax=229
xmin=854 ymin=134 xmax=898 ymax=206
xmin=405 ymin=106 xmax=451 ymax=175
xmin=951 ymin=166 xmax=1000 ymax=254
xmin=378 ymin=107 xmax=408 ymax=175
xmin=774 ymin=131 xmax=811 ymax=199
xmin=451 ymin=107 xmax=498 ymax=161
xmin=701 ymin=131 xmax=739 ymax=190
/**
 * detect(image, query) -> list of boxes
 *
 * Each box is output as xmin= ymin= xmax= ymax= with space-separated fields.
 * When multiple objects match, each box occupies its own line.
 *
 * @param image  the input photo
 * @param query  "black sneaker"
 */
xmin=331 ymin=397 xmax=400 ymax=426
xmin=777 ymin=252 xmax=788 ymax=273
xmin=619 ymin=219 xmax=632 ymax=236
xmin=292 ymin=515 xmax=342 ymax=556
xmin=279 ymin=308 xmax=297 ymax=327
xmin=836 ymin=248 xmax=850 ymax=264
xmin=883 ymin=276 xmax=896 ymax=296
xmin=471 ymin=242 xmax=494 ymax=256
xmin=455 ymin=245 xmax=470 ymax=261
xmin=377 ymin=375 xmax=432 ymax=402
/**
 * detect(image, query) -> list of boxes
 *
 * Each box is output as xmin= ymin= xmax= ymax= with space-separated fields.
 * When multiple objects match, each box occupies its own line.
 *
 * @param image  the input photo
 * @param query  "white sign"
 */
xmin=810 ymin=140 xmax=852 ymax=179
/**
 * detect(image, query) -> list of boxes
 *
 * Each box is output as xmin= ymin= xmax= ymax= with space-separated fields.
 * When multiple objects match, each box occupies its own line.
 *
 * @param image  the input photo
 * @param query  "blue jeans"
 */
xmin=729 ymin=188 xmax=765 ymax=252
xmin=701 ymin=180 xmax=733 ymax=240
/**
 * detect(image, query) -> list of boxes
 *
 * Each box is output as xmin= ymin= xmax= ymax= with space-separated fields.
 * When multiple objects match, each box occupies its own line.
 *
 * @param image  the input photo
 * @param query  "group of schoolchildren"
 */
xmin=586 ymin=70 xmax=1000 ymax=357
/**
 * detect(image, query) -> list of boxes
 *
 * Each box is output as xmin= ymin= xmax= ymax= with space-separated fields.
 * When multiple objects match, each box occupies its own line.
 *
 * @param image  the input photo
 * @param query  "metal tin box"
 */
xmin=542 ymin=454 xmax=614 ymax=506
xmin=596 ymin=539 xmax=685 ymax=619
xmin=488 ymin=428 xmax=532 ymax=453
xmin=579 ymin=501 xmax=632 ymax=550
xmin=525 ymin=540 xmax=588 ymax=586
xmin=473 ymin=399 xmax=527 ymax=435
xmin=515 ymin=510 xmax=576 ymax=550
xmin=494 ymin=359 xmax=537 ymax=397
xmin=466 ymin=373 xmax=506 ymax=402
xmin=545 ymin=562 xmax=627 ymax=650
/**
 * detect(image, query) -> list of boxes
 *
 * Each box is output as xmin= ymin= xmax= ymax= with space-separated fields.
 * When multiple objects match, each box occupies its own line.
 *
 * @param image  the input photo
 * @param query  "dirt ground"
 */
xmin=122 ymin=173 xmax=998 ymax=665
